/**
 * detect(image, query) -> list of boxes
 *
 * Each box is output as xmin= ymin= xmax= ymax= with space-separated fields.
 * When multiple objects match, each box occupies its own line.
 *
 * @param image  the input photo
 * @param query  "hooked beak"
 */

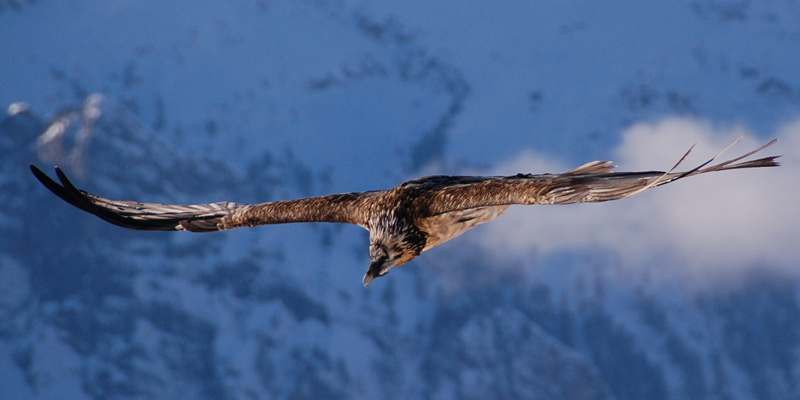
xmin=362 ymin=260 xmax=382 ymax=288
xmin=362 ymin=272 xmax=375 ymax=287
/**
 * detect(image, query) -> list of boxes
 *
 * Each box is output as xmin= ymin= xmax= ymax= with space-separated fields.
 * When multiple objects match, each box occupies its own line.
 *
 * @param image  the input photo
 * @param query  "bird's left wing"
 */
xmin=412 ymin=139 xmax=780 ymax=217
xmin=31 ymin=165 xmax=375 ymax=232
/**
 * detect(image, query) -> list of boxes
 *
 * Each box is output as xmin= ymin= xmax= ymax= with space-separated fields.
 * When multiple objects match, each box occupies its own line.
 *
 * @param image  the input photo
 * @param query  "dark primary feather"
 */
xmin=31 ymin=164 xmax=245 ymax=231
xmin=30 ymin=164 xmax=372 ymax=232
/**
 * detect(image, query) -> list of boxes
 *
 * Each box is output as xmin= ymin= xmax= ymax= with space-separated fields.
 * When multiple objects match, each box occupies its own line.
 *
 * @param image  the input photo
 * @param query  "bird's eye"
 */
xmin=370 ymin=244 xmax=388 ymax=260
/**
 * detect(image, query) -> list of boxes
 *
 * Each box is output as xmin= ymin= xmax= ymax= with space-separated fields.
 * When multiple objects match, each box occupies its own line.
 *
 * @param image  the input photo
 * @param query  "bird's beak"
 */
xmin=362 ymin=272 xmax=375 ymax=288
xmin=362 ymin=260 xmax=382 ymax=287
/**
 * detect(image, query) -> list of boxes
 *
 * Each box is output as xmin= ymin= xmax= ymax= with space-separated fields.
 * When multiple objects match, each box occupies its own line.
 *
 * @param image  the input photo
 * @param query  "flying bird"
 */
xmin=31 ymin=138 xmax=779 ymax=287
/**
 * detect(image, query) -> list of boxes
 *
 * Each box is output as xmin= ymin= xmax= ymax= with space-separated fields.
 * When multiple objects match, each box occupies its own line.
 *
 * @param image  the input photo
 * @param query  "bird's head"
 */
xmin=363 ymin=218 xmax=426 ymax=287
xmin=363 ymin=240 xmax=403 ymax=287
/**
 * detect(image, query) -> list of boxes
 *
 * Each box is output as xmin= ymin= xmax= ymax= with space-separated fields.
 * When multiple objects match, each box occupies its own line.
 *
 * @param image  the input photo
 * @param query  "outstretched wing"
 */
xmin=413 ymin=139 xmax=780 ymax=216
xmin=31 ymin=165 xmax=374 ymax=232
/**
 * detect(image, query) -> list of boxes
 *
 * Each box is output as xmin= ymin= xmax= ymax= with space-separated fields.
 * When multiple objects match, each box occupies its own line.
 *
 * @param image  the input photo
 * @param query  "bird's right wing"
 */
xmin=31 ymin=165 xmax=375 ymax=232
xmin=412 ymin=138 xmax=780 ymax=217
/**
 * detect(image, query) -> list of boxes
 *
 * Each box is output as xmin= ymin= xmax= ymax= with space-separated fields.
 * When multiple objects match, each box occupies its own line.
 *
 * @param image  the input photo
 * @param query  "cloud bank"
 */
xmin=478 ymin=117 xmax=799 ymax=286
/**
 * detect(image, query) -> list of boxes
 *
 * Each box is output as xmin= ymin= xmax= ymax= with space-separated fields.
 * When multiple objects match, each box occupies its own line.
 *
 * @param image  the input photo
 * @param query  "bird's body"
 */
xmin=31 ymin=139 xmax=780 ymax=286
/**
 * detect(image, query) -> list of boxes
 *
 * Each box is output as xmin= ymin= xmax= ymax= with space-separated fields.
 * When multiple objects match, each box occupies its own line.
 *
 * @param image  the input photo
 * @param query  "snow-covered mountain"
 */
xmin=2 ymin=1 xmax=799 ymax=399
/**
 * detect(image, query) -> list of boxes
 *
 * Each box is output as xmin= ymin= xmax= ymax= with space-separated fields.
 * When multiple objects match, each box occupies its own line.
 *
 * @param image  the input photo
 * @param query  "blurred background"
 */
xmin=1 ymin=1 xmax=799 ymax=399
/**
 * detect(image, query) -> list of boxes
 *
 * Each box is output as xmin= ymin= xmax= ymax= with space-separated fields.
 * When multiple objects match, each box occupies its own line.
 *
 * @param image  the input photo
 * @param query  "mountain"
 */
xmin=1 ymin=1 xmax=799 ymax=399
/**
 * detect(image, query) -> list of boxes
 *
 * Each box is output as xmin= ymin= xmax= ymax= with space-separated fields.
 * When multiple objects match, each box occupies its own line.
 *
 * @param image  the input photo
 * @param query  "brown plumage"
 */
xmin=31 ymin=138 xmax=780 ymax=286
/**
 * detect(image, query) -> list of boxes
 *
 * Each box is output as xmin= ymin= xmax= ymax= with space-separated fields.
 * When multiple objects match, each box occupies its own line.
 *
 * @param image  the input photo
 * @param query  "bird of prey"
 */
xmin=31 ymin=138 xmax=779 ymax=287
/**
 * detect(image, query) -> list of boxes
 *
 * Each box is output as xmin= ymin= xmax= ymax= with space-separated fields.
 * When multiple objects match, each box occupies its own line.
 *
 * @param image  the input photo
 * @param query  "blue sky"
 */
xmin=3 ymin=2 xmax=800 ymax=399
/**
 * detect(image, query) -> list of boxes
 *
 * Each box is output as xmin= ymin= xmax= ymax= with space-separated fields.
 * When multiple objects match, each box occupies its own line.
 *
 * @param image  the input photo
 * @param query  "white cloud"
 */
xmin=479 ymin=117 xmax=800 ymax=287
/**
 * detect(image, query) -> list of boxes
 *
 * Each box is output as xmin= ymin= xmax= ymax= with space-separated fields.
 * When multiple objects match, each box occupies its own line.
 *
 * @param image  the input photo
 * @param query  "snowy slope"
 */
xmin=2 ymin=1 xmax=800 ymax=399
